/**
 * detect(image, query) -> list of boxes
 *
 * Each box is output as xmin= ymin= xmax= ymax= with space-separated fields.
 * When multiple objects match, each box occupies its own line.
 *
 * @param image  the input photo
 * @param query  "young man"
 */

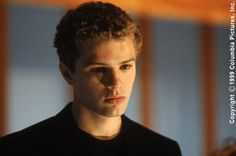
xmin=0 ymin=1 xmax=182 ymax=155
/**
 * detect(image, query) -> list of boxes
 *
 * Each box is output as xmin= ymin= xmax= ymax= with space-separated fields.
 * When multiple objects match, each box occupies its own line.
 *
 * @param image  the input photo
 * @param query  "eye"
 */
xmin=90 ymin=67 xmax=108 ymax=73
xmin=120 ymin=64 xmax=132 ymax=70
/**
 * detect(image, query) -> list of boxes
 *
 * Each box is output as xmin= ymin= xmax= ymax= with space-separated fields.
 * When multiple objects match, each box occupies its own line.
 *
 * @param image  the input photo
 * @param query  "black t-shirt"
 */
xmin=79 ymin=128 xmax=122 ymax=156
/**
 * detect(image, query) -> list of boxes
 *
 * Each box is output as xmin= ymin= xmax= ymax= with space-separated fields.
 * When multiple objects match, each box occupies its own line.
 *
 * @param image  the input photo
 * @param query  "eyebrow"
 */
xmin=84 ymin=58 xmax=135 ymax=67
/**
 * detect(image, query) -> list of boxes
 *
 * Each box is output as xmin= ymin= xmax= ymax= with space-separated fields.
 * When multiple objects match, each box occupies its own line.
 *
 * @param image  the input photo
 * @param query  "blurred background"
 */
xmin=0 ymin=0 xmax=234 ymax=156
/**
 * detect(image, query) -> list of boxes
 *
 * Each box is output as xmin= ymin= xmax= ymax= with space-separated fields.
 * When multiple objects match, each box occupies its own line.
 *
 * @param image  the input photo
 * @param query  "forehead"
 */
xmin=77 ymin=37 xmax=136 ymax=65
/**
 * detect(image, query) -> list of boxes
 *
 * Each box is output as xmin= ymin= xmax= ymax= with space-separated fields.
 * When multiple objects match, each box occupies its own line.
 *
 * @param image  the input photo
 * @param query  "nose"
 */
xmin=107 ymin=69 xmax=122 ymax=90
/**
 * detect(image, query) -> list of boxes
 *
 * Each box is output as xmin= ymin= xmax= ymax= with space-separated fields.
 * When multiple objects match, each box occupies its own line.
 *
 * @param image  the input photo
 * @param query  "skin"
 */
xmin=60 ymin=36 xmax=136 ymax=140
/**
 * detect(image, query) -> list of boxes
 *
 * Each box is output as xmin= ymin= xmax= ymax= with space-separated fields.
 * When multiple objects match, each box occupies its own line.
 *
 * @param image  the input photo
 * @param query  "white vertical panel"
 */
xmin=7 ymin=5 xmax=67 ymax=133
xmin=152 ymin=20 xmax=203 ymax=156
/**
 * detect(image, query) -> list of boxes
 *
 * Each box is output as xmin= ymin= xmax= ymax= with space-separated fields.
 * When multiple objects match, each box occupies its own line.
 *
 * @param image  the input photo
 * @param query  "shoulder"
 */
xmin=0 ymin=116 xmax=60 ymax=155
xmin=122 ymin=115 xmax=175 ymax=143
xmin=0 ymin=116 xmax=58 ymax=145
xmin=122 ymin=115 xmax=182 ymax=155
xmin=0 ymin=104 xmax=74 ymax=151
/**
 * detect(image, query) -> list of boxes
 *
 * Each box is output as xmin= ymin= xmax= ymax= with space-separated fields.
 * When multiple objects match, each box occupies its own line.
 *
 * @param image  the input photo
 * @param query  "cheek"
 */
xmin=123 ymin=71 xmax=136 ymax=91
xmin=127 ymin=69 xmax=136 ymax=83
xmin=74 ymin=76 xmax=105 ymax=96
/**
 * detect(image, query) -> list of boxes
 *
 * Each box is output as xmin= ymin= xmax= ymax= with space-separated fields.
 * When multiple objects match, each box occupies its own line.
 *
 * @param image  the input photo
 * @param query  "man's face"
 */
xmin=72 ymin=37 xmax=136 ymax=117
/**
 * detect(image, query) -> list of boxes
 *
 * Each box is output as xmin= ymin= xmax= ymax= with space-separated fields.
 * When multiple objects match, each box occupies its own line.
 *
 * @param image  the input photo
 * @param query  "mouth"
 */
xmin=104 ymin=96 xmax=126 ymax=105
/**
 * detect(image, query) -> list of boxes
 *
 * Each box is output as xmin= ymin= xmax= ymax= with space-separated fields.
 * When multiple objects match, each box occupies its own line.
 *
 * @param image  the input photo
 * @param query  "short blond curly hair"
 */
xmin=54 ymin=1 xmax=142 ymax=72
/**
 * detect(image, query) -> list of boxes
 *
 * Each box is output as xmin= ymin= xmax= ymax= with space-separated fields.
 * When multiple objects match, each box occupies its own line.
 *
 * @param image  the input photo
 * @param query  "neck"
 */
xmin=72 ymin=102 xmax=122 ymax=140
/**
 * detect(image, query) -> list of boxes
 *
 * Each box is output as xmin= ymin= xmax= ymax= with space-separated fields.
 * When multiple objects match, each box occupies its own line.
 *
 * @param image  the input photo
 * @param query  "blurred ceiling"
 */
xmin=9 ymin=0 xmax=229 ymax=25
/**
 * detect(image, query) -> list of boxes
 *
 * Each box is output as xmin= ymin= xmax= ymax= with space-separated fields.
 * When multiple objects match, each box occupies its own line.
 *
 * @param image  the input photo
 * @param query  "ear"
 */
xmin=59 ymin=62 xmax=74 ymax=85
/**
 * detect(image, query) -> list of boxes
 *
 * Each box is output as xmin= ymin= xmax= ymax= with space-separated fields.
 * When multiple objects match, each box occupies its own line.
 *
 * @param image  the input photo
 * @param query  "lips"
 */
xmin=104 ymin=96 xmax=125 ymax=105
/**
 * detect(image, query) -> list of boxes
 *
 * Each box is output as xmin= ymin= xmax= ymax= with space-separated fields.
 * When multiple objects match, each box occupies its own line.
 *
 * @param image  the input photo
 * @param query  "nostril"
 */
xmin=107 ymin=84 xmax=121 ymax=91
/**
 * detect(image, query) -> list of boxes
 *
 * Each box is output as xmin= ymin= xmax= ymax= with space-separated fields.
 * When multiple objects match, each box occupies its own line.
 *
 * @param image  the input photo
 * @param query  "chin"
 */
xmin=94 ymin=102 xmax=128 ymax=117
xmin=99 ymin=109 xmax=125 ymax=118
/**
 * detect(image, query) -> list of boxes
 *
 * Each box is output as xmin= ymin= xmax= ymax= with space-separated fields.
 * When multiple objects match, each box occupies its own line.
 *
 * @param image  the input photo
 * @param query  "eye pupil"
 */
xmin=121 ymin=64 xmax=131 ymax=70
xmin=93 ymin=67 xmax=106 ymax=73
xmin=90 ymin=64 xmax=132 ymax=74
